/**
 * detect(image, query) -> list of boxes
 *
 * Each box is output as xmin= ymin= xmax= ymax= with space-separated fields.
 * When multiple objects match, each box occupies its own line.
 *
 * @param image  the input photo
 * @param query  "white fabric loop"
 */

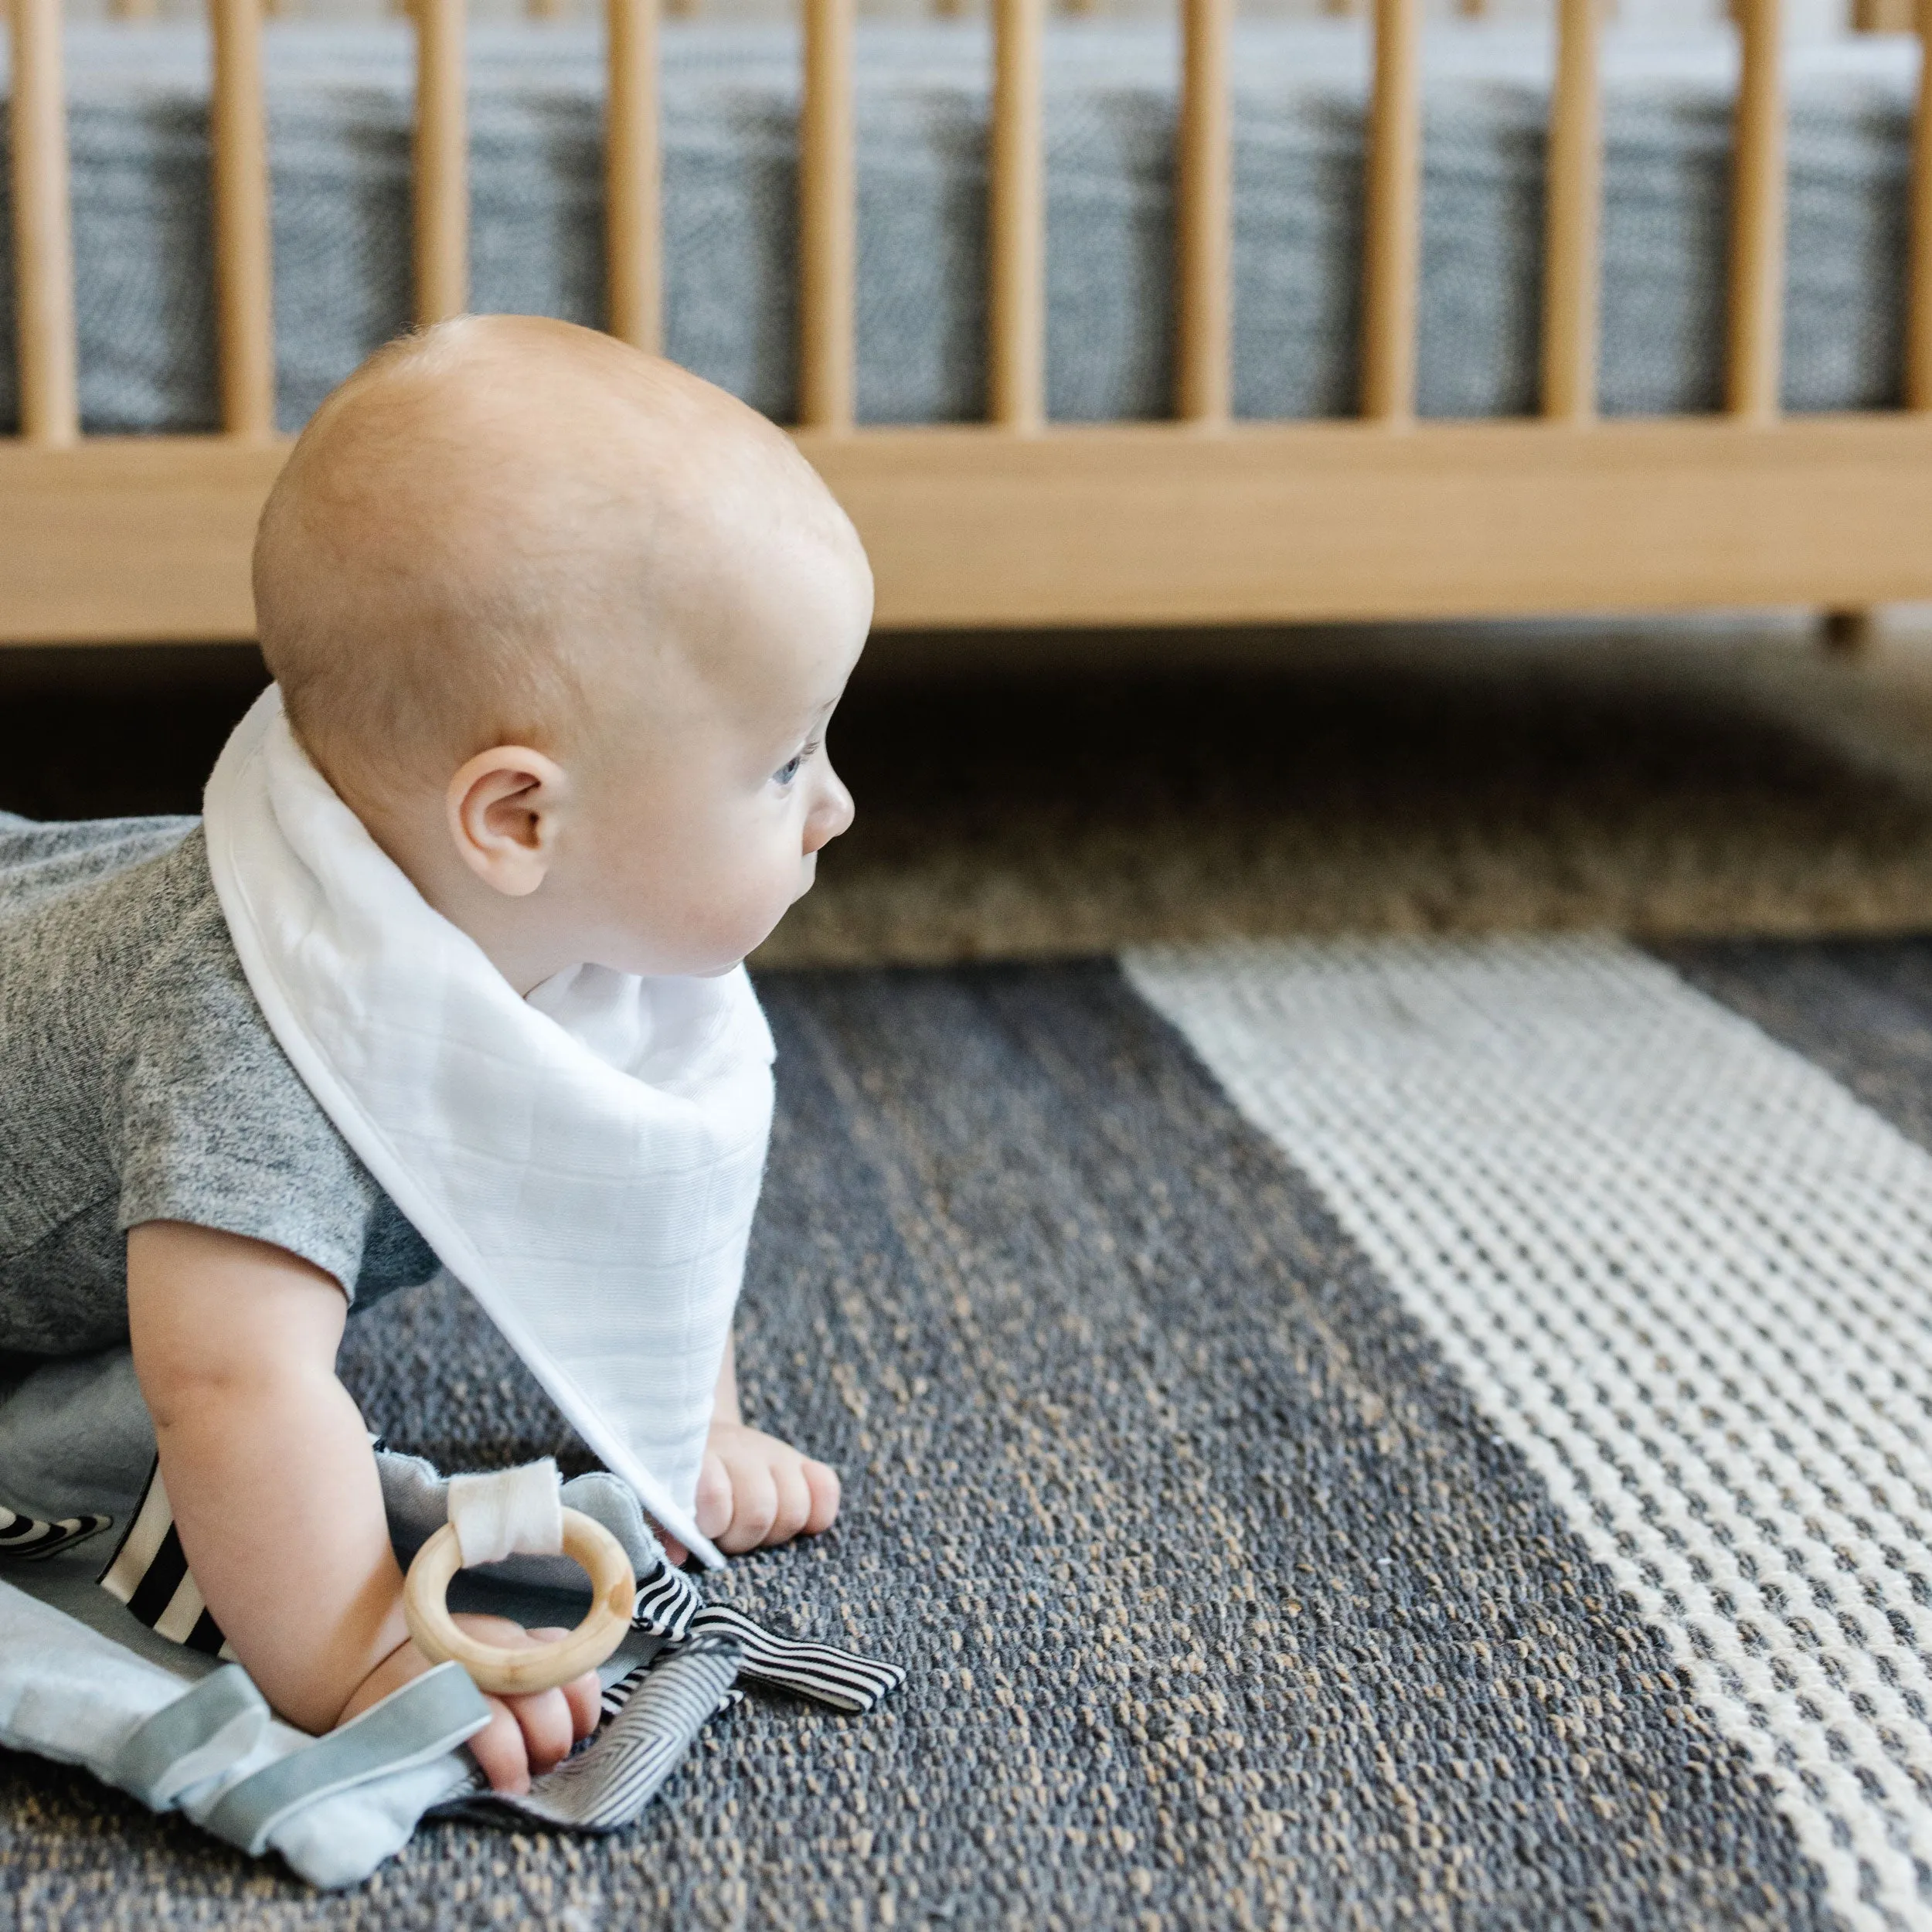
xmin=202 ymin=688 xmax=776 ymax=1568
xmin=448 ymin=1461 xmax=566 ymax=1569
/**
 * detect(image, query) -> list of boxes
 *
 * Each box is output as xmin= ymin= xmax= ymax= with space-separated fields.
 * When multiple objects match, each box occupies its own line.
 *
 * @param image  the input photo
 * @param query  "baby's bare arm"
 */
xmin=126 ymin=1221 xmax=410 ymax=1736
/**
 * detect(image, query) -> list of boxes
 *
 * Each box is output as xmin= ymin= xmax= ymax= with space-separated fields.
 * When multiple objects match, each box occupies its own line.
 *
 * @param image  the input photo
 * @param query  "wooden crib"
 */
xmin=2 ymin=0 xmax=1930 ymax=645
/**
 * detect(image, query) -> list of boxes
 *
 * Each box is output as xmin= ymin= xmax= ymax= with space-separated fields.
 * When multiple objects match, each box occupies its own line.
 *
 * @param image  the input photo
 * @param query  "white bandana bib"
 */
xmin=202 ymin=686 xmax=776 ymax=1569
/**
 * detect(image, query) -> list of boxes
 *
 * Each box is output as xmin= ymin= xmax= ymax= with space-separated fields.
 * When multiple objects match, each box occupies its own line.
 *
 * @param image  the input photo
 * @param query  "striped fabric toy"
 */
xmin=96 ymin=1457 xmax=903 ymax=1838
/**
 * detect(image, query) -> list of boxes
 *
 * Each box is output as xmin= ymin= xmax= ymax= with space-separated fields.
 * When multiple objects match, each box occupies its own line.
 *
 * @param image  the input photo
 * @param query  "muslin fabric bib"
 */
xmin=202 ymin=686 xmax=775 ymax=1568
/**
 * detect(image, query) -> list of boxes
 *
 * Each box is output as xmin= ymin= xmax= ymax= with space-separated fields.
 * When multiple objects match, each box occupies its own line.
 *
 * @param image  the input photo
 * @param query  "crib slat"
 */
xmin=799 ymin=0 xmax=855 ymax=431
xmin=1854 ymin=0 xmax=1917 ymax=30
xmin=1910 ymin=0 xmax=1932 ymax=406
xmin=9 ymin=0 xmax=78 ymax=447
xmin=607 ymin=0 xmax=662 ymax=352
xmin=1176 ymin=0 xmax=1232 ymax=424
xmin=1541 ymin=0 xmax=1600 ymax=423
xmin=989 ymin=0 xmax=1045 ymax=431
xmin=212 ymin=0 xmax=276 ymax=441
xmin=1726 ymin=0 xmax=1784 ymax=422
xmin=1361 ymin=0 xmax=1421 ymax=423
xmin=413 ymin=0 xmax=469 ymax=325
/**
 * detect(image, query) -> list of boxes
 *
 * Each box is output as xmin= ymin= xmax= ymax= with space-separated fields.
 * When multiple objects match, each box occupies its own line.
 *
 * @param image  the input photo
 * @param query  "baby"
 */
xmin=5 ymin=318 xmax=870 ymax=1795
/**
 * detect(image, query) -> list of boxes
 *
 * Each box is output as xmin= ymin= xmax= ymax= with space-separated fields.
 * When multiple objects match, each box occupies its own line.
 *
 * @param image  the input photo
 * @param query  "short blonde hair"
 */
xmin=253 ymin=315 xmax=832 ymax=801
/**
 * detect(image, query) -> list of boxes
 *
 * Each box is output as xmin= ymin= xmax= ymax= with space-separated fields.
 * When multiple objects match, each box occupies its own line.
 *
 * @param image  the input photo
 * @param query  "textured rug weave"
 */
xmin=1132 ymin=935 xmax=1932 ymax=1930
xmin=12 ymin=934 xmax=1932 ymax=1927
xmin=14 ymin=631 xmax=1932 ymax=961
xmin=758 ymin=632 xmax=1932 ymax=966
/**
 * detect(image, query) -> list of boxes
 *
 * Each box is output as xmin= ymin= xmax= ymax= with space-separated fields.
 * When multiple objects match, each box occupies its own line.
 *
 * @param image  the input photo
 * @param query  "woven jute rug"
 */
xmin=5 ymin=623 xmax=1932 ymax=1927
xmin=753 ymin=618 xmax=1932 ymax=966
xmin=10 ymin=619 xmax=1932 ymax=963
xmin=9 ymin=934 xmax=1932 ymax=1927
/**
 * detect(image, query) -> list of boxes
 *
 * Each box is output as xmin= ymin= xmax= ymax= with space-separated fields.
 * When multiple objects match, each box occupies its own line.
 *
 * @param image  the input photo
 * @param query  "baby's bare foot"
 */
xmin=690 ymin=1420 xmax=841 ymax=1556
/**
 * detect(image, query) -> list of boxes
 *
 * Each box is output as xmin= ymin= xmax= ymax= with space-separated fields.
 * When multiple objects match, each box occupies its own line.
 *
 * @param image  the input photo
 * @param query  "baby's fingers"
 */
xmin=505 ymin=1685 xmax=575 ymax=1774
xmin=466 ymin=1700 xmax=533 ymax=1796
xmin=522 ymin=1628 xmax=603 ymax=1742
xmin=563 ymin=1668 xmax=602 ymax=1740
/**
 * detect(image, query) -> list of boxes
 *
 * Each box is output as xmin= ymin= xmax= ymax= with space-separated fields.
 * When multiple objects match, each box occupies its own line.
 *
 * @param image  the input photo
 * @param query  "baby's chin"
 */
xmin=607 ymin=867 xmax=817 ymax=980
xmin=691 ymin=862 xmax=819 ymax=975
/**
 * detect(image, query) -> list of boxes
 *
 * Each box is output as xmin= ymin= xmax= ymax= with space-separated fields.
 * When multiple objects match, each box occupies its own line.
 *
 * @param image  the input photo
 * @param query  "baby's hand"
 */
xmin=338 ymin=1616 xmax=601 ymax=1796
xmin=689 ymin=1420 xmax=841 ymax=1558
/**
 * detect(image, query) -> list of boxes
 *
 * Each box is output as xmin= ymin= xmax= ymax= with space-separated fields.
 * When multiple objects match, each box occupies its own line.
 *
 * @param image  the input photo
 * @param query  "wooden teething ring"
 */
xmin=402 ymin=1507 xmax=634 ymax=1697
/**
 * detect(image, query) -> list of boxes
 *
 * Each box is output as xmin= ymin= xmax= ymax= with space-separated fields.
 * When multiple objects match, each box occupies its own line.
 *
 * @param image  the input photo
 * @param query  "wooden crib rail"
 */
xmin=414 ymin=0 xmax=469 ymax=321
xmin=1175 ymin=0 xmax=1230 ymax=424
xmin=605 ymin=0 xmax=662 ymax=352
xmin=9 ymin=0 xmax=76 ymax=447
xmin=1728 ymin=0 xmax=1785 ymax=422
xmin=8 ymin=0 xmax=1932 ymax=645
xmin=1540 ymin=0 xmax=1599 ymax=423
xmin=1360 ymin=0 xmax=1421 ymax=423
xmin=213 ymin=0 xmax=274 ymax=439
xmin=799 ymin=0 xmax=856 ymax=429
xmin=990 ymin=0 xmax=1046 ymax=430
xmin=1913 ymin=0 xmax=1932 ymax=405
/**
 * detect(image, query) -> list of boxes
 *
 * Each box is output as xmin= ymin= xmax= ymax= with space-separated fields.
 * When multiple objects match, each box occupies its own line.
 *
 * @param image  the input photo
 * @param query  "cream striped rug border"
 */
xmin=1128 ymin=934 xmax=1932 ymax=1932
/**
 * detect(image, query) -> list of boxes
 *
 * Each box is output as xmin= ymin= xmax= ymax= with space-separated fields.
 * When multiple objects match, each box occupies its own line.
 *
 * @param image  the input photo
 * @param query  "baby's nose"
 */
xmin=806 ymin=770 xmax=855 ymax=852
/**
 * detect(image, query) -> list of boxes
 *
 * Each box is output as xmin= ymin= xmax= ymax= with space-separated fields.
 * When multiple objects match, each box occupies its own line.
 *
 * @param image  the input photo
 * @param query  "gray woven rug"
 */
xmin=12 ymin=936 xmax=1932 ymax=1928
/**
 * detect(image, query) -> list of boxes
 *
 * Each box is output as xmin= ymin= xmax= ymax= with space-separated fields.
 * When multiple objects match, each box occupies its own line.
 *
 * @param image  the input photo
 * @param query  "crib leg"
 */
xmin=1821 ymin=610 xmax=1879 ymax=655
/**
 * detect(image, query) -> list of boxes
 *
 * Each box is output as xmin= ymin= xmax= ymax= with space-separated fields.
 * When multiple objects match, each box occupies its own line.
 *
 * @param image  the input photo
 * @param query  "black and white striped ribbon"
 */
xmin=629 ymin=1553 xmax=903 ymax=1713
xmin=0 ymin=1502 xmax=111 ymax=1561
xmin=630 ymin=1556 xmax=703 ymax=1641
xmin=600 ymin=1658 xmax=745 ymax=1726
xmin=97 ymin=1463 xmax=231 ymax=1657
xmin=672 ymin=1603 xmax=906 ymax=1715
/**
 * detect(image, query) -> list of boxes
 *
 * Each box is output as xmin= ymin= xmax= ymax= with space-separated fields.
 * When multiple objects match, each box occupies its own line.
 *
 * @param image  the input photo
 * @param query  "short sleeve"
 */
xmin=109 ymin=844 xmax=396 ymax=1300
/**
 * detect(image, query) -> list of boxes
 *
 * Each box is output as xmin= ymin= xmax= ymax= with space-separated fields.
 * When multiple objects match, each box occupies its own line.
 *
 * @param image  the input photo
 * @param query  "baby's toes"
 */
xmin=802 ymin=1459 xmax=842 ymax=1535
xmin=719 ymin=1461 xmax=778 ymax=1553
xmin=767 ymin=1458 xmax=814 ymax=1545
xmin=694 ymin=1451 xmax=733 ymax=1541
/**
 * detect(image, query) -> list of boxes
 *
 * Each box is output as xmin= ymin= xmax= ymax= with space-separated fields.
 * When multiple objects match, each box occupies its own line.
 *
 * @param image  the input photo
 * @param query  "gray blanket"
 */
xmin=0 ymin=20 xmax=1915 ymax=434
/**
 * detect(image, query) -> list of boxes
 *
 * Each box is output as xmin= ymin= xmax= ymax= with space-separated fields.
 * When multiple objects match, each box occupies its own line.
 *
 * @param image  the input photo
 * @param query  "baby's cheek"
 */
xmin=695 ymin=864 xmax=799 ymax=965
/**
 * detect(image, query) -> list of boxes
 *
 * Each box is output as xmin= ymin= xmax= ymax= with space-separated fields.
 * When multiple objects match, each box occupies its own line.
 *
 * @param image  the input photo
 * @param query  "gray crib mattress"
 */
xmin=0 ymin=19 xmax=1917 ymax=434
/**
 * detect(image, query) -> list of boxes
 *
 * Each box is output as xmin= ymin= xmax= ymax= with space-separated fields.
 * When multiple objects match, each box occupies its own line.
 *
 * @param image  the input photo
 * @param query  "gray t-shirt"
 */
xmin=0 ymin=811 xmax=438 ymax=1356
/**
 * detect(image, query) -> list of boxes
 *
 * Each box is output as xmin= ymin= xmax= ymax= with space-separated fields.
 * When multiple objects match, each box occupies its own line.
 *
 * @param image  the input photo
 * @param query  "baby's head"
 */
xmin=253 ymin=315 xmax=870 ymax=988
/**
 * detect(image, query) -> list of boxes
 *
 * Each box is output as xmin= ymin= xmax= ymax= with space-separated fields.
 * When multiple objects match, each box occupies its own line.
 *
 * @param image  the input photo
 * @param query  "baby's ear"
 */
xmin=446 ymin=747 xmax=568 ymax=898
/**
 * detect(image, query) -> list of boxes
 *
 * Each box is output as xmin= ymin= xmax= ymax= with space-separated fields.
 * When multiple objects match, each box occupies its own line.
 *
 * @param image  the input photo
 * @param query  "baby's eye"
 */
xmin=774 ymin=740 xmax=819 ymax=787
